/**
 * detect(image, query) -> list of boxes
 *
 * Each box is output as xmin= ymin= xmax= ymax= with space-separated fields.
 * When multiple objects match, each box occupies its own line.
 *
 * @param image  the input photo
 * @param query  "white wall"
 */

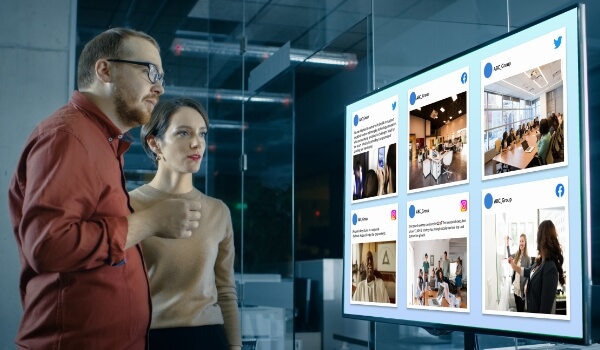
xmin=0 ymin=0 xmax=75 ymax=347
xmin=409 ymin=115 xmax=427 ymax=138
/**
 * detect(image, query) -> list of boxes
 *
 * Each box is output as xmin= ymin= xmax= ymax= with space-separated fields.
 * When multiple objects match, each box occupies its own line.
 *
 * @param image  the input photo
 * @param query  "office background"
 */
xmin=1 ymin=0 xmax=598 ymax=349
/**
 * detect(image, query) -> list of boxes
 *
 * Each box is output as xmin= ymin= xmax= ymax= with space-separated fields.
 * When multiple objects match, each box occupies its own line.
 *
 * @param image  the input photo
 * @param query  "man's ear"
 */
xmin=96 ymin=59 xmax=112 ymax=83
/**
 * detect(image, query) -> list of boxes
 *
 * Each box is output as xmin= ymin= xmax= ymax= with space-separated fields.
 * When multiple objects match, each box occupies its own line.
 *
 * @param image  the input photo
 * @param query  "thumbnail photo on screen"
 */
xmin=482 ymin=177 xmax=569 ymax=319
xmin=352 ymin=143 xmax=397 ymax=201
xmin=483 ymin=58 xmax=566 ymax=178
xmin=351 ymin=241 xmax=397 ymax=306
xmin=406 ymin=192 xmax=469 ymax=311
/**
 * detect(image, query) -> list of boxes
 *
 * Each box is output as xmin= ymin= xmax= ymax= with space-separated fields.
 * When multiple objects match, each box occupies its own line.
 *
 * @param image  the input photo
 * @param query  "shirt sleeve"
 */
xmin=215 ymin=203 xmax=242 ymax=347
xmin=18 ymin=130 xmax=127 ymax=273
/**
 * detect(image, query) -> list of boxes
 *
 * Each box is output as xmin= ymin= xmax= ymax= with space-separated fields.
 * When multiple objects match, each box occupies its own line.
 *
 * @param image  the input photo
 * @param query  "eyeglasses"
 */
xmin=107 ymin=59 xmax=165 ymax=86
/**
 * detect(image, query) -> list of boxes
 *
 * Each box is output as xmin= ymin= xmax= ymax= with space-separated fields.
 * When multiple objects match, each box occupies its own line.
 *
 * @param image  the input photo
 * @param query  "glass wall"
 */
xmin=483 ymin=92 xmax=534 ymax=151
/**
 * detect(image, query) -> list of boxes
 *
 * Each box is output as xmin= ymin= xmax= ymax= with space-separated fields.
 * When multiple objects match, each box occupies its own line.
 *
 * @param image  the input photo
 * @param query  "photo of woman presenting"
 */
xmin=129 ymin=98 xmax=241 ymax=349
xmin=506 ymin=234 xmax=531 ymax=312
xmin=508 ymin=220 xmax=565 ymax=314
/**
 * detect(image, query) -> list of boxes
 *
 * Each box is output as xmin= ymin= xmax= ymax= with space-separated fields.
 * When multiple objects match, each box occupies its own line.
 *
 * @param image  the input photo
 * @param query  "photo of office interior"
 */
xmin=409 ymin=92 xmax=468 ymax=191
xmin=408 ymin=238 xmax=468 ymax=310
xmin=3 ymin=1 xmax=599 ymax=349
xmin=482 ymin=207 xmax=568 ymax=318
xmin=351 ymin=241 xmax=397 ymax=305
xmin=483 ymin=59 xmax=566 ymax=177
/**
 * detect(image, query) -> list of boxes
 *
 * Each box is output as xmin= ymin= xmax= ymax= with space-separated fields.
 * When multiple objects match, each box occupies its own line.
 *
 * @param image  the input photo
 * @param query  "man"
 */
xmin=423 ymin=253 xmax=430 ymax=275
xmin=442 ymin=251 xmax=450 ymax=278
xmin=8 ymin=28 xmax=201 ymax=349
xmin=353 ymin=160 xmax=363 ymax=200
xmin=352 ymin=251 xmax=390 ymax=303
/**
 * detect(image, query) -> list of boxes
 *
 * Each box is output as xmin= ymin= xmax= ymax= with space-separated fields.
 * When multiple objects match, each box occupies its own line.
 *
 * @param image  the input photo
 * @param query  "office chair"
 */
xmin=441 ymin=150 xmax=453 ymax=178
xmin=494 ymin=139 xmax=508 ymax=173
xmin=242 ymin=339 xmax=258 ymax=350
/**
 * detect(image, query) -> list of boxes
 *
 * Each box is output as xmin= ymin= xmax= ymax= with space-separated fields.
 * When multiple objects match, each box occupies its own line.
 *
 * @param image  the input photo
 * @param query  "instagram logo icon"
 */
xmin=460 ymin=200 xmax=468 ymax=212
xmin=391 ymin=210 xmax=397 ymax=220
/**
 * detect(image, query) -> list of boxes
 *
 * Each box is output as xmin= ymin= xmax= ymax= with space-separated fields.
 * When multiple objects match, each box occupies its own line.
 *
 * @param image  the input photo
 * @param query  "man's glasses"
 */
xmin=107 ymin=59 xmax=165 ymax=86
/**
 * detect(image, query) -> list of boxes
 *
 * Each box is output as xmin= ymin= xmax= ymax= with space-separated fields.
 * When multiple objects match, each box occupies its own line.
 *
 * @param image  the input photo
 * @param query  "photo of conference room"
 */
xmin=352 ymin=143 xmax=397 ymax=201
xmin=408 ymin=238 xmax=468 ymax=310
xmin=408 ymin=92 xmax=467 ymax=191
xmin=351 ymin=241 xmax=397 ymax=305
xmin=483 ymin=59 xmax=565 ymax=177
xmin=482 ymin=206 xmax=568 ymax=318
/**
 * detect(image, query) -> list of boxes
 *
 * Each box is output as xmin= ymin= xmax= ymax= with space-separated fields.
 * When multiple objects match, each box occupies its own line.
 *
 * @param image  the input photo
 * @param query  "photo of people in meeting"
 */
xmin=407 ymin=239 xmax=468 ymax=311
xmin=408 ymin=92 xmax=468 ymax=192
xmin=352 ymin=143 xmax=397 ymax=201
xmin=351 ymin=241 xmax=397 ymax=306
xmin=483 ymin=59 xmax=565 ymax=177
xmin=482 ymin=206 xmax=568 ymax=318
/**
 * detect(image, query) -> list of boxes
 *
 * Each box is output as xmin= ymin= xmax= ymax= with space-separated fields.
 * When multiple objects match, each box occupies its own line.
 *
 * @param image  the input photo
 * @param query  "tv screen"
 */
xmin=343 ymin=5 xmax=590 ymax=344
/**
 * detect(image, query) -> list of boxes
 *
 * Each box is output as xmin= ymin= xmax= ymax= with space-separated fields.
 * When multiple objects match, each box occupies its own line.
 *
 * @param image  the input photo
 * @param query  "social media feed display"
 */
xmin=408 ymin=68 xmax=469 ymax=193
xmin=350 ymin=203 xmax=398 ymax=306
xmin=343 ymin=5 xmax=588 ymax=343
xmin=407 ymin=192 xmax=469 ymax=312
xmin=351 ymin=95 xmax=398 ymax=203
xmin=482 ymin=177 xmax=569 ymax=320
xmin=482 ymin=27 xmax=567 ymax=179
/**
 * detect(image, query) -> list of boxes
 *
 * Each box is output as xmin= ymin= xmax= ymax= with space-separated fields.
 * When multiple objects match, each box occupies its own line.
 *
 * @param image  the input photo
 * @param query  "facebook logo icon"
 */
xmin=555 ymin=183 xmax=565 ymax=197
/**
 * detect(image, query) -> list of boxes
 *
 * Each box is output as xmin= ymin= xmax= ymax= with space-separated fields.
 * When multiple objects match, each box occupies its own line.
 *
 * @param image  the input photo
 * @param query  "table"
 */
xmin=492 ymin=131 xmax=539 ymax=170
xmin=425 ymin=289 xmax=467 ymax=309
xmin=427 ymin=151 xmax=446 ymax=180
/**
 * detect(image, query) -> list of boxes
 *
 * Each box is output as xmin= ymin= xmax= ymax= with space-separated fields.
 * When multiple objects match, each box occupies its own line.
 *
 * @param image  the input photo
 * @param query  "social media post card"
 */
xmin=407 ymin=67 xmax=469 ymax=193
xmin=406 ymin=192 xmax=469 ymax=312
xmin=350 ymin=203 xmax=398 ymax=306
xmin=351 ymin=96 xmax=399 ymax=203
xmin=481 ymin=27 xmax=568 ymax=180
xmin=481 ymin=176 xmax=570 ymax=320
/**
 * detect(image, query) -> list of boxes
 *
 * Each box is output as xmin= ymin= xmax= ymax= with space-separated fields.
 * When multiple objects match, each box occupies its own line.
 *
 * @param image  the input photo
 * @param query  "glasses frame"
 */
xmin=107 ymin=59 xmax=165 ymax=86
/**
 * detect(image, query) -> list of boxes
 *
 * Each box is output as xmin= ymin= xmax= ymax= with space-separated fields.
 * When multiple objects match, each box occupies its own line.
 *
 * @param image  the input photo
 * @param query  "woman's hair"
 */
xmin=386 ymin=143 xmax=396 ymax=193
xmin=362 ymin=169 xmax=379 ymax=198
xmin=140 ymin=98 xmax=209 ymax=166
xmin=513 ymin=233 xmax=529 ymax=264
xmin=502 ymin=131 xmax=508 ymax=141
xmin=437 ymin=268 xmax=444 ymax=280
xmin=536 ymin=220 xmax=566 ymax=285
xmin=539 ymin=118 xmax=550 ymax=135
xmin=77 ymin=27 xmax=159 ymax=89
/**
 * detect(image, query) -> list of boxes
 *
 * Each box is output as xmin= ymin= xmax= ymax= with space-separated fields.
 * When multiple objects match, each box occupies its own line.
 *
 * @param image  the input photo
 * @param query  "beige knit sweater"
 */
xmin=129 ymin=185 xmax=241 ymax=347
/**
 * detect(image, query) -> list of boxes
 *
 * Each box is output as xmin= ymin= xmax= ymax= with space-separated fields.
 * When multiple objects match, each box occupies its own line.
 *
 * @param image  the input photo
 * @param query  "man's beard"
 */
xmin=114 ymin=85 xmax=151 ymax=128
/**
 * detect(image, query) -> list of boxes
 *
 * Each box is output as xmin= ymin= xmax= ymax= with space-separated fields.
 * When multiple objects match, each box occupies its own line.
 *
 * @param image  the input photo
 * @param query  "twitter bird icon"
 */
xmin=392 ymin=101 xmax=397 ymax=110
xmin=554 ymin=36 xmax=562 ymax=49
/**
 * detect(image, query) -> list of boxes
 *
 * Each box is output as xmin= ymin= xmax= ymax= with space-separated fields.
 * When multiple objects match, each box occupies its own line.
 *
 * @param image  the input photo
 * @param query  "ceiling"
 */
xmin=410 ymin=91 xmax=468 ymax=132
xmin=76 ymin=0 xmax=600 ymax=185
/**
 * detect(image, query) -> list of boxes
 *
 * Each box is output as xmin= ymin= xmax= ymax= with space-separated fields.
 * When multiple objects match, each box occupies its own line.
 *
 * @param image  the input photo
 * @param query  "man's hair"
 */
xmin=77 ymin=27 xmax=160 ymax=89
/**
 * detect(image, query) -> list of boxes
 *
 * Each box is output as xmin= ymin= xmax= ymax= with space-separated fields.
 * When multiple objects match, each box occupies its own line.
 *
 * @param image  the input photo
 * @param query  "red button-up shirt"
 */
xmin=8 ymin=91 xmax=151 ymax=349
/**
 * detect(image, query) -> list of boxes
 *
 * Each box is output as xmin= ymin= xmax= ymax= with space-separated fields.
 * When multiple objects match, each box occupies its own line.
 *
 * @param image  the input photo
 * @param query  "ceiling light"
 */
xmin=452 ymin=94 xmax=457 ymax=101
xmin=163 ymin=85 xmax=292 ymax=104
xmin=449 ymin=116 xmax=452 ymax=119
xmin=171 ymin=38 xmax=358 ymax=68
xmin=440 ymin=107 xmax=445 ymax=113
xmin=458 ymin=110 xmax=462 ymax=114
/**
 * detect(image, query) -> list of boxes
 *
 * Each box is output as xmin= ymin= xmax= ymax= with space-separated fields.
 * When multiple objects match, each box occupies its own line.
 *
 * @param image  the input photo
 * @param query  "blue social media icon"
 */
xmin=353 ymin=114 xmax=359 ymax=126
xmin=409 ymin=205 xmax=416 ymax=218
xmin=352 ymin=213 xmax=358 ymax=225
xmin=461 ymin=72 xmax=468 ymax=84
xmin=409 ymin=92 xmax=417 ymax=106
xmin=554 ymin=36 xmax=562 ymax=49
xmin=484 ymin=63 xmax=493 ymax=78
xmin=392 ymin=101 xmax=397 ymax=110
xmin=484 ymin=193 xmax=494 ymax=209
xmin=555 ymin=183 xmax=565 ymax=197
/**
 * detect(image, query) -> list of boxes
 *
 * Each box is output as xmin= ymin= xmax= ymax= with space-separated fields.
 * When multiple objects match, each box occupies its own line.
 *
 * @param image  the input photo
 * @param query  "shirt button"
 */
xmin=108 ymin=137 xmax=113 ymax=142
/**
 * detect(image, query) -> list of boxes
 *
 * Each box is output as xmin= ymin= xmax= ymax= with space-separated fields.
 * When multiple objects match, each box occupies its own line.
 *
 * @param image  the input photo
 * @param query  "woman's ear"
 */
xmin=147 ymin=135 xmax=161 ymax=155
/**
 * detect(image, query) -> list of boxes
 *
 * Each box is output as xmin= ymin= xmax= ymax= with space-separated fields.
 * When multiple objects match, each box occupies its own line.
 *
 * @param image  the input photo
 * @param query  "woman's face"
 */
xmin=519 ymin=236 xmax=525 ymax=252
xmin=155 ymin=106 xmax=207 ymax=174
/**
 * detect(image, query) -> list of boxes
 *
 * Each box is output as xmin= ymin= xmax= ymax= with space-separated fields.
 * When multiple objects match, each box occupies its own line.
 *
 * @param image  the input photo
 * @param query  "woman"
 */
xmin=129 ymin=98 xmax=241 ymax=349
xmin=536 ymin=118 xmax=552 ymax=165
xmin=508 ymin=220 xmax=565 ymax=314
xmin=506 ymin=234 xmax=531 ymax=312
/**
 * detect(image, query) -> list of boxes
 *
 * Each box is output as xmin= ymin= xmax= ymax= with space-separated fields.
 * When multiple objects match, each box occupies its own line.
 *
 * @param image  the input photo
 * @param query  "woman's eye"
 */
xmin=177 ymin=130 xmax=189 ymax=136
xmin=199 ymin=132 xmax=208 ymax=138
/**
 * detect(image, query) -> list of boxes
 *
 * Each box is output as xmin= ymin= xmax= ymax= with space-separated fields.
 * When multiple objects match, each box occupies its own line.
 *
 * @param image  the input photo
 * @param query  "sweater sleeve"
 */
xmin=215 ymin=203 xmax=241 ymax=347
xmin=539 ymin=262 xmax=559 ymax=314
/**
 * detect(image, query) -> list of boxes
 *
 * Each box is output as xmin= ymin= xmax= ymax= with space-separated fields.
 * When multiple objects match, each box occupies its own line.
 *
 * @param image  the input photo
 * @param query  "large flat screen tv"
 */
xmin=343 ymin=4 xmax=591 ymax=344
